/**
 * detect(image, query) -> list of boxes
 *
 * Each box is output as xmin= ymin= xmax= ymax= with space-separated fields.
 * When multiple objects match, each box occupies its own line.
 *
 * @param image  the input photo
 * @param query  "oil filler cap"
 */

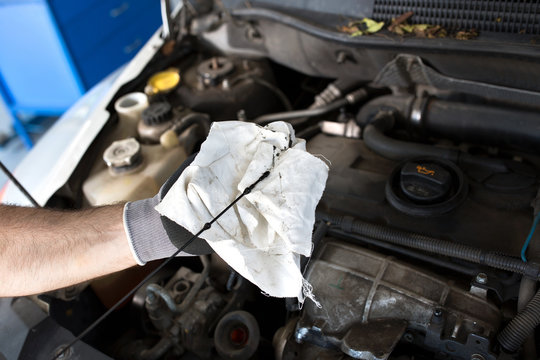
xmin=386 ymin=158 xmax=467 ymax=217
xmin=400 ymin=162 xmax=451 ymax=203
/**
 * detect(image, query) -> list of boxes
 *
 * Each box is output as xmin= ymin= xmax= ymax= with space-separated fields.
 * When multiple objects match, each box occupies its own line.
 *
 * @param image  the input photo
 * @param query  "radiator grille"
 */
xmin=373 ymin=0 xmax=540 ymax=34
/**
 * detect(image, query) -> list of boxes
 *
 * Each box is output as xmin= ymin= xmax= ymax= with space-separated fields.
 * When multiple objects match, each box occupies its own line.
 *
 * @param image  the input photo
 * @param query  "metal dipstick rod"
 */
xmin=0 ymin=160 xmax=39 ymax=207
xmin=52 ymin=170 xmax=270 ymax=360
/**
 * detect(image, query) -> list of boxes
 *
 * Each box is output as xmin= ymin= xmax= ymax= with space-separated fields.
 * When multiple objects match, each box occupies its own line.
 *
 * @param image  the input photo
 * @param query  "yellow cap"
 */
xmin=147 ymin=69 xmax=180 ymax=94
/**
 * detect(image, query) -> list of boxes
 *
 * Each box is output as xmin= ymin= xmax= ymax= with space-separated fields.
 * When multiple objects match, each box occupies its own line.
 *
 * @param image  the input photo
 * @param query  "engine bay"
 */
xmin=12 ymin=1 xmax=540 ymax=360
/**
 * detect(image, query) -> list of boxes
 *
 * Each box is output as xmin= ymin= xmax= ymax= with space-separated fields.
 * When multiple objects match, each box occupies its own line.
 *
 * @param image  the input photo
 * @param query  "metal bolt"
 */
xmin=54 ymin=345 xmax=72 ymax=359
xmin=403 ymin=332 xmax=414 ymax=343
xmin=335 ymin=50 xmax=355 ymax=64
xmin=221 ymin=79 xmax=230 ymax=90
xmin=211 ymin=57 xmax=219 ymax=70
xmin=445 ymin=342 xmax=457 ymax=352
xmin=146 ymin=292 xmax=157 ymax=304
xmin=475 ymin=273 xmax=488 ymax=284
xmin=336 ymin=51 xmax=347 ymax=64
xmin=471 ymin=354 xmax=485 ymax=360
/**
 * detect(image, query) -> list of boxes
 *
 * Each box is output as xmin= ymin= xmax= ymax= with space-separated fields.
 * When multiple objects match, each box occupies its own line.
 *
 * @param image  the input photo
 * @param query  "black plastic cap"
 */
xmin=142 ymin=102 xmax=172 ymax=125
xmin=400 ymin=162 xmax=452 ymax=204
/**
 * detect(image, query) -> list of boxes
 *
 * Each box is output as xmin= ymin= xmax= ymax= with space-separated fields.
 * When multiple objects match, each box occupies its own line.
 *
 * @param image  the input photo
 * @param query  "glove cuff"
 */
xmin=123 ymin=197 xmax=181 ymax=265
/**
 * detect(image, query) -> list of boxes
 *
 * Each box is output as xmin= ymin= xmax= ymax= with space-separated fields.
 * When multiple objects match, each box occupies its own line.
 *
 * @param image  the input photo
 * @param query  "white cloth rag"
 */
xmin=155 ymin=121 xmax=328 ymax=303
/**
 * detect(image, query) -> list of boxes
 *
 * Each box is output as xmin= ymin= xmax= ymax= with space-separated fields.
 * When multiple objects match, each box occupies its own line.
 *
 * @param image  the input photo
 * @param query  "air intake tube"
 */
xmin=357 ymin=95 xmax=540 ymax=156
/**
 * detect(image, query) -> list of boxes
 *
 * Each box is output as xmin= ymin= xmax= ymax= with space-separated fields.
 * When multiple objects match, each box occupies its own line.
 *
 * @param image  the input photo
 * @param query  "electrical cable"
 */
xmin=52 ymin=170 xmax=270 ymax=360
xmin=318 ymin=212 xmax=540 ymax=279
xmin=0 ymin=160 xmax=39 ymax=207
xmin=228 ymin=72 xmax=293 ymax=112
xmin=328 ymin=228 xmax=479 ymax=276
xmin=521 ymin=212 xmax=540 ymax=262
xmin=249 ymin=77 xmax=293 ymax=111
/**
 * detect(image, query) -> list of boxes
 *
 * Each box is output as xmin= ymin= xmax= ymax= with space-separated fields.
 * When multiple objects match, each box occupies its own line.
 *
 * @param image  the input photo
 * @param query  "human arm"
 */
xmin=0 ymin=121 xmax=327 ymax=300
xmin=0 ymin=155 xmax=208 ymax=298
xmin=0 ymin=204 xmax=136 ymax=297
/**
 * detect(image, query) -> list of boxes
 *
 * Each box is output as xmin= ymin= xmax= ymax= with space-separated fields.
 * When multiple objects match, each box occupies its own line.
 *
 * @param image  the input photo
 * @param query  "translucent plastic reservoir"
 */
xmin=82 ymin=144 xmax=187 ymax=206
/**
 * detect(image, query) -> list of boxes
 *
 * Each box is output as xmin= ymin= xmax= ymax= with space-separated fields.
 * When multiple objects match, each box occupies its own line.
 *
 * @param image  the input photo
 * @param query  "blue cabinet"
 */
xmin=0 ymin=0 xmax=161 ymax=147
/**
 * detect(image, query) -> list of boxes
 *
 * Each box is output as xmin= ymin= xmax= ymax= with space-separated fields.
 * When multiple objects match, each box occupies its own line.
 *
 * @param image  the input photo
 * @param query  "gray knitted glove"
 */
xmin=123 ymin=155 xmax=212 ymax=265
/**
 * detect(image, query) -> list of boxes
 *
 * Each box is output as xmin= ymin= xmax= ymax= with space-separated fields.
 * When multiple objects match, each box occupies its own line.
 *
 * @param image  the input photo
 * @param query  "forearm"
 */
xmin=0 ymin=204 xmax=137 ymax=297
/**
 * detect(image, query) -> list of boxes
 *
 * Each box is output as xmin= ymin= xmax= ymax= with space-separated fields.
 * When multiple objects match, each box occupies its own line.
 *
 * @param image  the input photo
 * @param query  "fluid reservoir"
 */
xmin=82 ymin=137 xmax=187 ymax=206
xmin=114 ymin=92 xmax=149 ymax=126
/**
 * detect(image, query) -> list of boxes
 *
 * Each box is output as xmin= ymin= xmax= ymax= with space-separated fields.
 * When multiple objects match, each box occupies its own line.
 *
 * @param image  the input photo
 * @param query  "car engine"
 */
xmin=10 ymin=1 xmax=540 ymax=360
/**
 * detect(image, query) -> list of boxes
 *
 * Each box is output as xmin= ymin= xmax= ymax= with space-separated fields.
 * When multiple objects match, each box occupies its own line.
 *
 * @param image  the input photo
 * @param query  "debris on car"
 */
xmin=339 ymin=18 xmax=385 ymax=37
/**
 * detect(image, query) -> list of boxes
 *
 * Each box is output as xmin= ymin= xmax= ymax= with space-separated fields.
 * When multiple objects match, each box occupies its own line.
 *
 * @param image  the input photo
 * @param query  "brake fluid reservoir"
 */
xmin=82 ymin=137 xmax=187 ymax=206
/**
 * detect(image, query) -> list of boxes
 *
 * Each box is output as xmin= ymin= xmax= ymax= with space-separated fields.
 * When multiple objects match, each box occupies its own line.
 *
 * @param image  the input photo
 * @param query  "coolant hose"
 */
xmin=424 ymin=100 xmax=540 ymax=152
xmin=357 ymin=94 xmax=540 ymax=154
xmin=498 ymin=288 xmax=540 ymax=353
xmin=360 ymin=104 xmax=521 ymax=171
xmin=362 ymin=113 xmax=459 ymax=162
xmin=317 ymin=212 xmax=540 ymax=279
xmin=357 ymin=94 xmax=459 ymax=161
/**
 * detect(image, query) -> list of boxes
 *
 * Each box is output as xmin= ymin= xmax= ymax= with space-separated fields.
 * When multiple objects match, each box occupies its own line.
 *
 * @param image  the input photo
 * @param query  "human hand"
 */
xmin=123 ymin=154 xmax=212 ymax=265
xmin=155 ymin=121 xmax=328 ymax=301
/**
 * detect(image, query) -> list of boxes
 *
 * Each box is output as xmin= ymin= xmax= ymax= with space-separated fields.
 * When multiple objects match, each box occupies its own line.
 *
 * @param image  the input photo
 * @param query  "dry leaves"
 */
xmin=388 ymin=12 xmax=477 ymax=39
xmin=340 ymin=11 xmax=478 ymax=40
xmin=391 ymin=23 xmax=448 ymax=38
xmin=455 ymin=29 xmax=479 ymax=40
xmin=339 ymin=18 xmax=385 ymax=37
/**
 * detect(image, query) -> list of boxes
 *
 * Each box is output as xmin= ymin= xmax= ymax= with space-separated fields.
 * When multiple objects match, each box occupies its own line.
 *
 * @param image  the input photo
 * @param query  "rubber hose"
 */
xmin=358 ymin=94 xmax=540 ymax=153
xmin=359 ymin=101 xmax=519 ymax=170
xmin=172 ymin=112 xmax=211 ymax=136
xmin=424 ymin=100 xmax=540 ymax=152
xmin=318 ymin=212 xmax=540 ymax=279
xmin=517 ymin=277 xmax=538 ymax=360
xmin=356 ymin=95 xmax=460 ymax=162
xmin=356 ymin=94 xmax=413 ymax=127
xmin=363 ymin=118 xmax=459 ymax=162
xmin=498 ymin=288 xmax=540 ymax=353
